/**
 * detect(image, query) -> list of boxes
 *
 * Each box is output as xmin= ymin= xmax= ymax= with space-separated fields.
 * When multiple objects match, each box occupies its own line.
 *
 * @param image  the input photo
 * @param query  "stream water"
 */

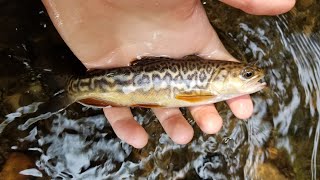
xmin=0 ymin=0 xmax=319 ymax=179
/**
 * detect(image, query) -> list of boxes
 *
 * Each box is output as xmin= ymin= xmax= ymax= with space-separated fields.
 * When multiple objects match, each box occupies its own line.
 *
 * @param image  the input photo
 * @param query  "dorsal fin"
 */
xmin=129 ymin=55 xmax=206 ymax=66
xmin=181 ymin=54 xmax=200 ymax=60
xmin=130 ymin=56 xmax=172 ymax=66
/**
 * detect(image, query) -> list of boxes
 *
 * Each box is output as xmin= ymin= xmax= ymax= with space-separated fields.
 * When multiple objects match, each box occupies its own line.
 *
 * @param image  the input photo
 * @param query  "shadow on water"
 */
xmin=0 ymin=0 xmax=319 ymax=179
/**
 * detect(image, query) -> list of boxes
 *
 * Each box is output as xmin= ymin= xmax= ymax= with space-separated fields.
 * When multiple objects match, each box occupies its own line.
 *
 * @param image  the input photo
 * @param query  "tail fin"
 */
xmin=18 ymin=91 xmax=74 ymax=130
xmin=0 ymin=91 xmax=74 ymax=134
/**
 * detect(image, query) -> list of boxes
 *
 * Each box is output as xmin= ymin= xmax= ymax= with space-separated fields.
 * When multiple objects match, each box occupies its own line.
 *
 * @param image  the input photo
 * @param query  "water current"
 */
xmin=0 ymin=0 xmax=319 ymax=179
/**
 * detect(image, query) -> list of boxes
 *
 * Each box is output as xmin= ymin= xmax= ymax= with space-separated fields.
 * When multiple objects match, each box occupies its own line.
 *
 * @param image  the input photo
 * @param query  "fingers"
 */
xmin=187 ymin=96 xmax=253 ymax=137
xmin=227 ymin=95 xmax=253 ymax=119
xmin=220 ymin=0 xmax=296 ymax=15
xmin=102 ymin=96 xmax=253 ymax=148
xmin=103 ymin=107 xmax=148 ymax=148
xmin=152 ymin=108 xmax=194 ymax=144
xmin=189 ymin=104 xmax=223 ymax=134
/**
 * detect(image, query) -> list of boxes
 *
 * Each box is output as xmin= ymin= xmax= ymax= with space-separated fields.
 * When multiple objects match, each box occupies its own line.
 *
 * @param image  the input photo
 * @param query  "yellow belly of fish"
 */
xmin=74 ymin=89 xmax=218 ymax=108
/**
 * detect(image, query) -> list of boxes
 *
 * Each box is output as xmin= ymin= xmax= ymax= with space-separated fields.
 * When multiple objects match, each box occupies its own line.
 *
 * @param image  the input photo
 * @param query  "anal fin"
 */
xmin=78 ymin=98 xmax=118 ymax=108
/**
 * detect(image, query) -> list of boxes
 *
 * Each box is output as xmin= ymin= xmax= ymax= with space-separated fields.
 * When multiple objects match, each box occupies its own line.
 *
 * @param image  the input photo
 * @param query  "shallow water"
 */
xmin=0 ymin=0 xmax=320 ymax=179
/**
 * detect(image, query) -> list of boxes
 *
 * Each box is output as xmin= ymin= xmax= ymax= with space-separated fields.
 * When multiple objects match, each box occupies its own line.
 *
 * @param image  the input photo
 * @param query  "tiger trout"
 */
xmin=61 ymin=55 xmax=266 ymax=109
xmin=0 ymin=56 xmax=267 ymax=132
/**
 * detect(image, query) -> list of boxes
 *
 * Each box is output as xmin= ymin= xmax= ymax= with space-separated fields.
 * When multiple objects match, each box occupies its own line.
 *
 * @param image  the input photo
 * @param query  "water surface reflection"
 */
xmin=0 ymin=0 xmax=319 ymax=179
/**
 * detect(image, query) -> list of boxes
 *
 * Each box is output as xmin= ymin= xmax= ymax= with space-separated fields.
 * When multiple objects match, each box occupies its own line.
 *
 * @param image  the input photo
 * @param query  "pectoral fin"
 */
xmin=175 ymin=93 xmax=215 ymax=103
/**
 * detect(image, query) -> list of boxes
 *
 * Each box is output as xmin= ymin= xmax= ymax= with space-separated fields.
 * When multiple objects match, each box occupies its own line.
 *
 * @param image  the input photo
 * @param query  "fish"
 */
xmin=64 ymin=55 xmax=266 ymax=108
xmin=0 ymin=55 xmax=266 ymax=132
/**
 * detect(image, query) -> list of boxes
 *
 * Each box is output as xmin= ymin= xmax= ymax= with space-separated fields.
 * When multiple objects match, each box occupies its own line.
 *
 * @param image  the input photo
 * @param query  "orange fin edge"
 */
xmin=78 ymin=98 xmax=118 ymax=108
xmin=175 ymin=94 xmax=215 ymax=103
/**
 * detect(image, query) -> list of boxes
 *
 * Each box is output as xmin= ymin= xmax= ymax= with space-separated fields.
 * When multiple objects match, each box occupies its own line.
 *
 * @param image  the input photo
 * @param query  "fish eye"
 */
xmin=241 ymin=68 xmax=254 ymax=79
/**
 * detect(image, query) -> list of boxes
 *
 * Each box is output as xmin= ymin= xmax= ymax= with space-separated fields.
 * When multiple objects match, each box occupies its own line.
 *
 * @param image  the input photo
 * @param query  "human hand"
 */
xmin=42 ymin=0 xmax=295 ymax=148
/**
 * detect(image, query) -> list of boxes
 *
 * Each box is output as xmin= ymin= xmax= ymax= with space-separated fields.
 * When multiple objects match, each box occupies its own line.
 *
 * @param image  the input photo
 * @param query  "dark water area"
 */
xmin=0 ymin=0 xmax=319 ymax=179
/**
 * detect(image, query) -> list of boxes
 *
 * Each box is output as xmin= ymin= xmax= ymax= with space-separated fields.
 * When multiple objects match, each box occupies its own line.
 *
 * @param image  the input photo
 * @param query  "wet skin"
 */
xmin=42 ymin=0 xmax=295 ymax=148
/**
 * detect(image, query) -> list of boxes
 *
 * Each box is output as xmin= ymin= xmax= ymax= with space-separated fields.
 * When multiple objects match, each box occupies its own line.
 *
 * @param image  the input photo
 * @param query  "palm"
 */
xmin=43 ymin=0 xmax=295 ymax=148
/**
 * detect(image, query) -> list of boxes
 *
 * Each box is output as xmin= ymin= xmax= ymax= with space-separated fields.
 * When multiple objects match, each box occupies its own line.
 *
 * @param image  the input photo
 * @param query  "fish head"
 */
xmin=211 ymin=63 xmax=266 ymax=96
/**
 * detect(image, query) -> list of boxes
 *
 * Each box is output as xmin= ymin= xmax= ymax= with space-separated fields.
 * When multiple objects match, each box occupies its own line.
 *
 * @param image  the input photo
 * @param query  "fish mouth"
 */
xmin=250 ymin=81 xmax=267 ymax=92
xmin=243 ymin=76 xmax=266 ymax=93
